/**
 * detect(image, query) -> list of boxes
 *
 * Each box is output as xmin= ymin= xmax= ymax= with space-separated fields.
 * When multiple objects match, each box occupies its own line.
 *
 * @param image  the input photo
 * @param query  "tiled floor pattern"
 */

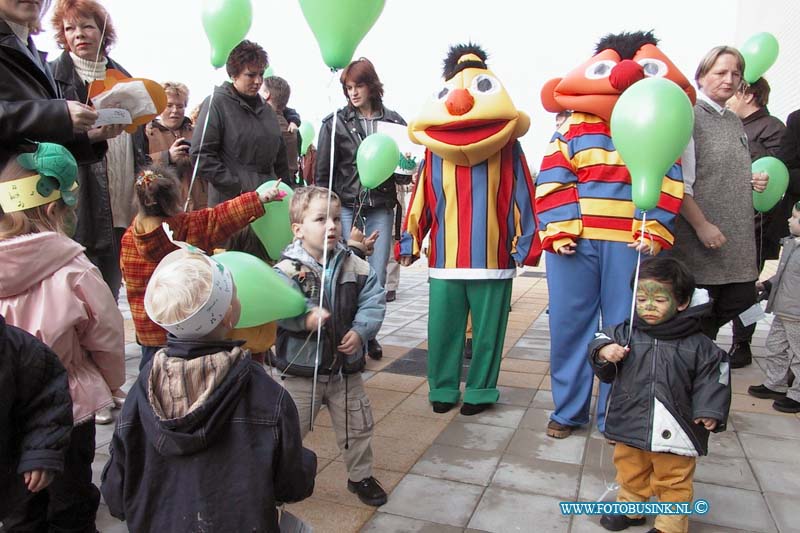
xmin=94 ymin=262 xmax=800 ymax=532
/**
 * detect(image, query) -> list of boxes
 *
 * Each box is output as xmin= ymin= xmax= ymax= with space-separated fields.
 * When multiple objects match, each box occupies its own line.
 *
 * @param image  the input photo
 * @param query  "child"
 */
xmin=0 ymin=314 xmax=73 ymax=523
xmin=748 ymin=202 xmax=800 ymax=413
xmin=120 ymin=165 xmax=284 ymax=370
xmin=273 ymin=186 xmax=388 ymax=507
xmin=589 ymin=257 xmax=731 ymax=533
xmin=262 ymin=76 xmax=301 ymax=187
xmin=0 ymin=144 xmax=125 ymax=531
xmin=101 ymin=249 xmax=317 ymax=532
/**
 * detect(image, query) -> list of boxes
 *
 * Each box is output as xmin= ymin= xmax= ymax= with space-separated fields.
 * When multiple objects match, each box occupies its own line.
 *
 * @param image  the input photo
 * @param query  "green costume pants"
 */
xmin=428 ymin=278 xmax=513 ymax=405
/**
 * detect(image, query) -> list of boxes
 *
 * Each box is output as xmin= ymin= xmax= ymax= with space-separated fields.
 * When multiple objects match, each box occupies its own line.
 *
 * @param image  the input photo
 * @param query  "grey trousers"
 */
xmin=765 ymin=316 xmax=800 ymax=402
xmin=280 ymin=372 xmax=374 ymax=482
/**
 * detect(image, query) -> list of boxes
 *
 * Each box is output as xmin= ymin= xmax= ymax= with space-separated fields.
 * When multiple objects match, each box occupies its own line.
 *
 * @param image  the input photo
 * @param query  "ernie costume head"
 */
xmin=541 ymin=31 xmax=696 ymax=122
xmin=408 ymin=43 xmax=530 ymax=167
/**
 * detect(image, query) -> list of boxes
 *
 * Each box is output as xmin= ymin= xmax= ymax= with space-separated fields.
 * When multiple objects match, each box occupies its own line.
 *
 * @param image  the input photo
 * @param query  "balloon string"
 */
xmin=184 ymin=89 xmax=215 ymax=212
xmin=626 ymin=212 xmax=647 ymax=347
xmin=84 ymin=11 xmax=108 ymax=106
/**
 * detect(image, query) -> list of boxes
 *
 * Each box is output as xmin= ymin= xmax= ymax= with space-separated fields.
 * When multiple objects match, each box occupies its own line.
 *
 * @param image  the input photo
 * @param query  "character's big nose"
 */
xmin=445 ymin=88 xmax=474 ymax=116
xmin=610 ymin=59 xmax=645 ymax=92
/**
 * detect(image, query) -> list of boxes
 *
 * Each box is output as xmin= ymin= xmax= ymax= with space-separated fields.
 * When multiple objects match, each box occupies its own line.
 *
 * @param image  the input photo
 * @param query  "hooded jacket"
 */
xmin=190 ymin=82 xmax=290 ymax=206
xmin=101 ymin=338 xmax=316 ymax=532
xmin=0 ymin=314 xmax=72 ymax=520
xmin=764 ymin=235 xmax=800 ymax=321
xmin=316 ymin=105 xmax=406 ymax=209
xmin=274 ymin=241 xmax=385 ymax=377
xmin=0 ymin=232 xmax=124 ymax=424
xmin=588 ymin=302 xmax=731 ymax=456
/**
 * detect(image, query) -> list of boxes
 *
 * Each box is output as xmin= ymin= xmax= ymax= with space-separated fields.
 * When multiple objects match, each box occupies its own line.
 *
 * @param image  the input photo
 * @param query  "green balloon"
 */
xmin=250 ymin=180 xmax=295 ymax=261
xmin=356 ymin=133 xmax=399 ymax=189
xmin=202 ymin=0 xmax=253 ymax=69
xmin=263 ymin=65 xmax=275 ymax=78
xmin=214 ymin=251 xmax=306 ymax=328
xmin=298 ymin=0 xmax=385 ymax=70
xmin=610 ymin=77 xmax=695 ymax=211
xmin=299 ymin=122 xmax=315 ymax=156
xmin=741 ymin=32 xmax=779 ymax=84
xmin=752 ymin=156 xmax=789 ymax=212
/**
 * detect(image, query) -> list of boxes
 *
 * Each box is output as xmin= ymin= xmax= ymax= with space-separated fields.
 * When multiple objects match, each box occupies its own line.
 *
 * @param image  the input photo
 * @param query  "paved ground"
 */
xmin=94 ymin=262 xmax=800 ymax=532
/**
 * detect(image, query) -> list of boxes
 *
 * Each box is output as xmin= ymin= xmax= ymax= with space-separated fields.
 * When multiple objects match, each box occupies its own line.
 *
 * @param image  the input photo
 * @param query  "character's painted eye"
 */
xmin=585 ymin=60 xmax=617 ymax=79
xmin=638 ymin=58 xmax=668 ymax=77
xmin=471 ymin=74 xmax=501 ymax=94
xmin=435 ymin=84 xmax=455 ymax=100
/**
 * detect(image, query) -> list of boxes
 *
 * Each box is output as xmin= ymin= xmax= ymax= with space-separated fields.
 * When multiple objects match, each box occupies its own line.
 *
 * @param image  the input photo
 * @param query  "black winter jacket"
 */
xmin=191 ymin=82 xmax=290 ymax=206
xmin=49 ymin=52 xmax=150 ymax=255
xmin=100 ymin=338 xmax=316 ymax=532
xmin=316 ymin=105 xmax=406 ymax=209
xmin=772 ymin=110 xmax=800 ymax=244
xmin=0 ymin=315 xmax=72 ymax=520
xmin=0 ymin=20 xmax=90 ymax=161
xmin=588 ymin=306 xmax=731 ymax=456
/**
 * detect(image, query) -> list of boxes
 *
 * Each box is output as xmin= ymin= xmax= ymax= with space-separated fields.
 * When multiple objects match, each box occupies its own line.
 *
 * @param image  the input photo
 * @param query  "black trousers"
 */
xmin=730 ymin=251 xmax=769 ymax=345
xmin=700 ymin=281 xmax=757 ymax=341
xmin=85 ymin=227 xmax=125 ymax=303
xmin=2 ymin=422 xmax=100 ymax=533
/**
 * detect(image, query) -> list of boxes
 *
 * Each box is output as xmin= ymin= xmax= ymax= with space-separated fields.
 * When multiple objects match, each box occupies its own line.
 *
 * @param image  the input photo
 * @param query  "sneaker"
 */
xmin=347 ymin=477 xmax=387 ymax=506
xmin=95 ymin=407 xmax=114 ymax=425
xmin=546 ymin=419 xmax=576 ymax=439
xmin=748 ymin=384 xmax=786 ymax=400
xmin=599 ymin=514 xmax=646 ymax=531
xmin=464 ymin=338 xmax=472 ymax=360
xmin=773 ymin=396 xmax=800 ymax=413
xmin=431 ymin=401 xmax=455 ymax=413
xmin=385 ymin=290 xmax=396 ymax=302
xmin=367 ymin=339 xmax=383 ymax=360
xmin=460 ymin=403 xmax=489 ymax=416
xmin=728 ymin=342 xmax=752 ymax=369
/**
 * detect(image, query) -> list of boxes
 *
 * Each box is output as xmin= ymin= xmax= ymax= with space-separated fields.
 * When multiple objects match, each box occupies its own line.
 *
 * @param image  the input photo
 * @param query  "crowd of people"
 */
xmin=2 ymin=1 xmax=800 ymax=532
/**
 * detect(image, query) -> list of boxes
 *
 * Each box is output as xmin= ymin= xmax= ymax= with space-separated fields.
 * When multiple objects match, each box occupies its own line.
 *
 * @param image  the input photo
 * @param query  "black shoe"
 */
xmin=773 ymin=396 xmax=800 ymax=413
xmin=386 ymin=290 xmax=396 ymax=302
xmin=748 ymin=384 xmax=786 ymax=400
xmin=460 ymin=403 xmax=489 ymax=416
xmin=599 ymin=514 xmax=646 ymax=531
xmin=367 ymin=339 xmax=383 ymax=360
xmin=432 ymin=401 xmax=455 ymax=413
xmin=347 ymin=477 xmax=387 ymax=506
xmin=645 ymin=529 xmax=661 ymax=533
xmin=464 ymin=338 xmax=472 ymax=360
xmin=728 ymin=342 xmax=752 ymax=369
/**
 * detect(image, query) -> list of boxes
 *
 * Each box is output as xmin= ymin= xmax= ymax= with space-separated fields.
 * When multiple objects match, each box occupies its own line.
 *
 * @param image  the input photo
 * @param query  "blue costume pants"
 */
xmin=545 ymin=239 xmax=639 ymax=429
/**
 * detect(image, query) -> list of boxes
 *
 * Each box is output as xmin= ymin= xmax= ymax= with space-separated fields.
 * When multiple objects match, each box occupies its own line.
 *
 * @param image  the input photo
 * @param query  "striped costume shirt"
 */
xmin=398 ymin=140 xmax=541 ymax=280
xmin=536 ymin=112 xmax=683 ymax=253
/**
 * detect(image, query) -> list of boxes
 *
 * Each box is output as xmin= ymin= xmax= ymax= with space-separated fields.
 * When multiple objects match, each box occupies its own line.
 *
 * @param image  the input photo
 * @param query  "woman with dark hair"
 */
xmin=49 ymin=0 xmax=150 ymax=312
xmin=0 ymin=0 xmax=97 ymax=158
xmin=670 ymin=46 xmax=769 ymax=369
xmin=190 ymin=39 xmax=290 ymax=206
xmin=316 ymin=58 xmax=406 ymax=360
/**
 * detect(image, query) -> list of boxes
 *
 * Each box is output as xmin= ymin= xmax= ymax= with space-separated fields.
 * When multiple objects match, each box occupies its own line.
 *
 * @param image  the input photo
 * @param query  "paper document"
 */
xmin=739 ymin=303 xmax=766 ymax=327
xmin=92 ymin=80 xmax=156 ymax=118
xmin=92 ymin=108 xmax=132 ymax=127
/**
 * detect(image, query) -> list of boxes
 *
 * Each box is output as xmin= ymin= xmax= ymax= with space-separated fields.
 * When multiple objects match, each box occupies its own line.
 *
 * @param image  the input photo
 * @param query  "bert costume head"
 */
xmin=541 ymin=30 xmax=696 ymax=122
xmin=408 ymin=43 xmax=529 ymax=167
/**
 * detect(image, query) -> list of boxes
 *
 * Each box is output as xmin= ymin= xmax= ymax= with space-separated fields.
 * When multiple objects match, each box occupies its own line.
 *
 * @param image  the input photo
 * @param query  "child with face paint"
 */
xmin=747 ymin=202 xmax=800 ymax=413
xmin=588 ymin=257 xmax=731 ymax=533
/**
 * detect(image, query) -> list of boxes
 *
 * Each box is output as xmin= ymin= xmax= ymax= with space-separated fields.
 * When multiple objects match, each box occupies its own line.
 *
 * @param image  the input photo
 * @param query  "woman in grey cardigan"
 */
xmin=670 ymin=46 xmax=768 ymax=368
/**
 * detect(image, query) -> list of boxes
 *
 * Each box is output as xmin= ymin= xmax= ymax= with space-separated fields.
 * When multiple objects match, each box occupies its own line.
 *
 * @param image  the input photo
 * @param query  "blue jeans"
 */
xmin=341 ymin=205 xmax=393 ymax=288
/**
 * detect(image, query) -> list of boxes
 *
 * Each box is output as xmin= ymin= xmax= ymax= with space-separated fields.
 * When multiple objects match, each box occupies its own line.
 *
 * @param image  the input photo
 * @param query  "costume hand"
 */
xmin=168 ymin=137 xmax=190 ymax=162
xmin=696 ymin=222 xmax=726 ymax=250
xmin=557 ymin=242 xmax=577 ymax=256
xmin=287 ymin=123 xmax=299 ymax=133
xmin=24 ymin=469 xmax=54 ymax=493
xmin=67 ymin=101 xmax=98 ymax=133
xmin=752 ymin=171 xmax=768 ymax=193
xmin=598 ymin=343 xmax=629 ymax=363
xmin=338 ymin=330 xmax=363 ymax=355
xmin=399 ymin=255 xmax=414 ymax=266
xmin=694 ymin=417 xmax=718 ymax=430
xmin=304 ymin=307 xmax=330 ymax=331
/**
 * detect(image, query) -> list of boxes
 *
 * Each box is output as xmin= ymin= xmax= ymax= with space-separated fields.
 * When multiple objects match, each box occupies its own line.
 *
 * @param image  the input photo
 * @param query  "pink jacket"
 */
xmin=0 ymin=232 xmax=125 ymax=424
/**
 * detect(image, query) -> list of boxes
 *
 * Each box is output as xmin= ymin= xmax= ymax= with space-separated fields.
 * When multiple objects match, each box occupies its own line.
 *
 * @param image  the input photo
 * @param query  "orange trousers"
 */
xmin=614 ymin=442 xmax=696 ymax=533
